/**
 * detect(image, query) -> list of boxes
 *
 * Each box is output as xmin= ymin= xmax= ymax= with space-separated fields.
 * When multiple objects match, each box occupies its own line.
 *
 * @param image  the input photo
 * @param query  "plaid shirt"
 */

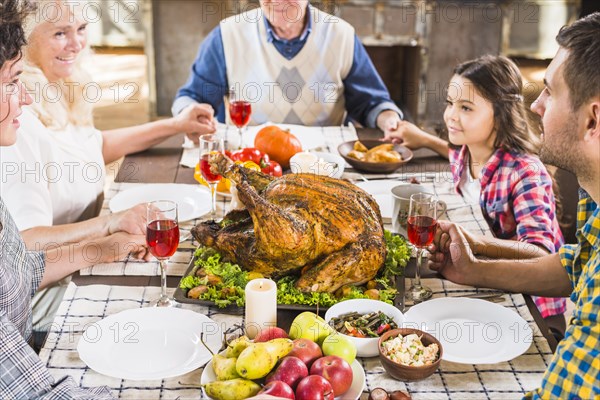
xmin=0 ymin=198 xmax=114 ymax=399
xmin=449 ymin=146 xmax=566 ymax=318
xmin=527 ymin=189 xmax=600 ymax=399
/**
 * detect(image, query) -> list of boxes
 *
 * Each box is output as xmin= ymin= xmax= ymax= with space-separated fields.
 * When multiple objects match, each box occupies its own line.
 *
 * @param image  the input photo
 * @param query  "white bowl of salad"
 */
xmin=325 ymin=299 xmax=404 ymax=357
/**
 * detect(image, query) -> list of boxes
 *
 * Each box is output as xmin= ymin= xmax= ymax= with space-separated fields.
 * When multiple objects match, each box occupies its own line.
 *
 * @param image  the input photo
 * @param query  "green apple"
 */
xmin=322 ymin=333 xmax=357 ymax=364
xmin=289 ymin=312 xmax=334 ymax=345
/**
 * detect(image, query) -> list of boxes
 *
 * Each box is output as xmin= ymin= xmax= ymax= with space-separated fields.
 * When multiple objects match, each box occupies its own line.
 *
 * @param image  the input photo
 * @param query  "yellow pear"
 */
xmin=235 ymin=338 xmax=293 ymax=380
xmin=212 ymin=354 xmax=240 ymax=381
xmin=224 ymin=335 xmax=251 ymax=358
xmin=203 ymin=378 xmax=261 ymax=400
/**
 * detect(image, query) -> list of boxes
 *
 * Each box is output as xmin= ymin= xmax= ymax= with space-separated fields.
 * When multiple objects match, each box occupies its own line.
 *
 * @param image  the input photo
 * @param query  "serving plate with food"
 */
xmin=338 ymin=140 xmax=413 ymax=173
xmin=175 ymin=230 xmax=408 ymax=313
xmin=174 ymin=152 xmax=411 ymax=312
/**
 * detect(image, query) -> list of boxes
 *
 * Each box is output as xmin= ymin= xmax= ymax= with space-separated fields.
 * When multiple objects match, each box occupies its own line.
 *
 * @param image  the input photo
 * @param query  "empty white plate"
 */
xmin=78 ymin=307 xmax=222 ymax=380
xmin=109 ymin=184 xmax=212 ymax=222
xmin=404 ymin=297 xmax=533 ymax=364
xmin=354 ymin=181 xmax=407 ymax=221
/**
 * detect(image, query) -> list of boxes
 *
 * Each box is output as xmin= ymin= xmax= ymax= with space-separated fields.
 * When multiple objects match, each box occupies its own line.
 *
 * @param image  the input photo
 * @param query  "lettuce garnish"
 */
xmin=180 ymin=230 xmax=410 ymax=308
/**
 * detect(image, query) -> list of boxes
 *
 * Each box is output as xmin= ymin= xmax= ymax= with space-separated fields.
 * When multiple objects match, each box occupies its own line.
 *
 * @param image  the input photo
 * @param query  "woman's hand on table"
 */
xmin=98 ymin=232 xmax=150 ymax=263
xmin=174 ymin=103 xmax=217 ymax=144
xmin=107 ymin=204 xmax=147 ymax=236
xmin=428 ymin=220 xmax=478 ymax=285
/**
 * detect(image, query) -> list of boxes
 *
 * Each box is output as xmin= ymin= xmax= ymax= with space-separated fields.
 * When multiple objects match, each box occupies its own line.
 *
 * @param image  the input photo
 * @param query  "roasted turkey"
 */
xmin=192 ymin=153 xmax=387 ymax=293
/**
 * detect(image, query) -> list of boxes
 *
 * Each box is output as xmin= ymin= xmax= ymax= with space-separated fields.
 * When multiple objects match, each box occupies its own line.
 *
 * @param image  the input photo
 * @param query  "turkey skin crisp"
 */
xmin=192 ymin=153 xmax=387 ymax=293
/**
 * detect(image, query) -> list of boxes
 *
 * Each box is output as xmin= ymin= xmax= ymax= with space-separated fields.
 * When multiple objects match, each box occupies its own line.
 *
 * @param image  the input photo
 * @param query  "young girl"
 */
xmin=389 ymin=55 xmax=566 ymax=327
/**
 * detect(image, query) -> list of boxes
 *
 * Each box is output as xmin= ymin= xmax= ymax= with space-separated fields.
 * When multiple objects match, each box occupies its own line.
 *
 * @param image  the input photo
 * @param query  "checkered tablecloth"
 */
xmin=38 ymin=281 xmax=551 ymax=399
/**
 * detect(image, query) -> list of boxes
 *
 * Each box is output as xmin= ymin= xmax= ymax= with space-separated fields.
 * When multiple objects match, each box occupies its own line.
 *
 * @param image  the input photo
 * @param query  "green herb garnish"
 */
xmin=180 ymin=230 xmax=410 ymax=308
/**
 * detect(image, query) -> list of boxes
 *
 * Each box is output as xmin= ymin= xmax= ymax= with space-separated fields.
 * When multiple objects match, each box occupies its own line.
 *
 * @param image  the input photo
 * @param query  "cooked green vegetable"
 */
xmin=179 ymin=230 xmax=410 ymax=308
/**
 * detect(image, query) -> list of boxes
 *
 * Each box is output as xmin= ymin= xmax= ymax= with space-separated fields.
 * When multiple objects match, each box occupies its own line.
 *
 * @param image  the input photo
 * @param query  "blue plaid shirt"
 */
xmin=527 ymin=189 xmax=600 ymax=399
xmin=0 ymin=197 xmax=114 ymax=399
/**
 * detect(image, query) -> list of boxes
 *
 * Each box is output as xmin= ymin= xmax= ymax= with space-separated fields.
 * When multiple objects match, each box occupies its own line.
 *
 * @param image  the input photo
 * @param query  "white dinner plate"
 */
xmin=404 ymin=297 xmax=533 ymax=364
xmin=109 ymin=184 xmax=212 ymax=222
xmin=77 ymin=307 xmax=222 ymax=380
xmin=354 ymin=181 xmax=408 ymax=221
xmin=243 ymin=123 xmax=326 ymax=151
xmin=201 ymin=355 xmax=365 ymax=400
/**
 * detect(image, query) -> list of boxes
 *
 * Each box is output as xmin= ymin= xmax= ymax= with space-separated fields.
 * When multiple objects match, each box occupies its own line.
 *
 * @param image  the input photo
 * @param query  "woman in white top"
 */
xmin=0 ymin=0 xmax=215 ymax=334
xmin=1 ymin=0 xmax=216 ymax=239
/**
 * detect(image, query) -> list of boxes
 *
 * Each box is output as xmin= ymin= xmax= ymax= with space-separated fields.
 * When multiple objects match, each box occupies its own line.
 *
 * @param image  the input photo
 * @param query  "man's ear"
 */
xmin=583 ymin=98 xmax=600 ymax=141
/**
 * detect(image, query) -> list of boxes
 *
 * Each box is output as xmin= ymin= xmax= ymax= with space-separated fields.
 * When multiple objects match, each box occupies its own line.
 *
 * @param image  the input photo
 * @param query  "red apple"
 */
xmin=295 ymin=375 xmax=334 ymax=400
xmin=258 ymin=380 xmax=295 ymax=399
xmin=266 ymin=356 xmax=309 ymax=390
xmin=254 ymin=326 xmax=289 ymax=343
xmin=310 ymin=355 xmax=353 ymax=396
xmin=287 ymin=338 xmax=322 ymax=368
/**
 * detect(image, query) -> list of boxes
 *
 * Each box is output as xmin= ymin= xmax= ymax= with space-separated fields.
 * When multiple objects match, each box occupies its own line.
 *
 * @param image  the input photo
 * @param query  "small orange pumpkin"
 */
xmin=254 ymin=125 xmax=302 ymax=169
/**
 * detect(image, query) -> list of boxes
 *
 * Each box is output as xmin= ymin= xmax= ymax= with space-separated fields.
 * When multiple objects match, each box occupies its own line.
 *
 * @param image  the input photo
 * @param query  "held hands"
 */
xmin=107 ymin=204 xmax=147 ymax=236
xmin=428 ymin=220 xmax=478 ymax=285
xmin=97 ymin=232 xmax=150 ymax=263
xmin=376 ymin=110 xmax=402 ymax=139
xmin=174 ymin=103 xmax=217 ymax=144
xmin=104 ymin=204 xmax=150 ymax=262
xmin=384 ymin=120 xmax=431 ymax=148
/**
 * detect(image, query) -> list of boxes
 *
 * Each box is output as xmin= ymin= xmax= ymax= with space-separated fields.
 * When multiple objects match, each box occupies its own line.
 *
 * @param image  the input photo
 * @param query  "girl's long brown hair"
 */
xmin=453 ymin=55 xmax=564 ymax=227
xmin=453 ymin=55 xmax=540 ymax=155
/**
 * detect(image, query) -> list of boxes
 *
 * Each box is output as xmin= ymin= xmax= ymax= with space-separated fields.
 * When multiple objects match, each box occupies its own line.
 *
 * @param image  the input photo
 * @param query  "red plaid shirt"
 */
xmin=449 ymin=146 xmax=566 ymax=318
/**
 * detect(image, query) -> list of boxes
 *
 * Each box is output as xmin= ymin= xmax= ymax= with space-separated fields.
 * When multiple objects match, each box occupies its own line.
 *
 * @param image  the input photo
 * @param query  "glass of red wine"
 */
xmin=405 ymin=193 xmax=438 ymax=303
xmin=146 ymin=200 xmax=180 ymax=307
xmin=199 ymin=133 xmax=224 ymax=220
xmin=228 ymin=89 xmax=251 ymax=149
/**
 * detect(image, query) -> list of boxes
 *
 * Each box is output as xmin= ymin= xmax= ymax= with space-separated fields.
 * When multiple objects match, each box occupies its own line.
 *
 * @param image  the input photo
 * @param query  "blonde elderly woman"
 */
xmin=1 ymin=0 xmax=215 ymax=234
xmin=0 ymin=0 xmax=215 ymax=340
xmin=1 ymin=1 xmax=147 ymax=396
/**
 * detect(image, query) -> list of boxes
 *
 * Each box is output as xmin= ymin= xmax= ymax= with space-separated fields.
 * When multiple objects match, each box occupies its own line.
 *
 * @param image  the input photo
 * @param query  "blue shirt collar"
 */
xmin=263 ymin=4 xmax=312 ymax=43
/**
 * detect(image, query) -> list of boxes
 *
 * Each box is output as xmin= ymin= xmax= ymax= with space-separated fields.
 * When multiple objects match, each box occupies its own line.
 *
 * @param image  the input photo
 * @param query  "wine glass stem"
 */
xmin=237 ymin=127 xmax=243 ymax=149
xmin=414 ymin=247 xmax=423 ymax=288
xmin=159 ymin=259 xmax=168 ymax=302
xmin=209 ymin=182 xmax=217 ymax=220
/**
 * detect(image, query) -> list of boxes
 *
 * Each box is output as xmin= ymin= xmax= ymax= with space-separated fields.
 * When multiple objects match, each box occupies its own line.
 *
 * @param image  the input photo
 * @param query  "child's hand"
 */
xmin=385 ymin=121 xmax=431 ymax=149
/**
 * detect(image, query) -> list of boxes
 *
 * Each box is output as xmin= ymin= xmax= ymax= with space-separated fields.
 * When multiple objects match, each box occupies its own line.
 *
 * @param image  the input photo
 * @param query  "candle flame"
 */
xmin=259 ymin=282 xmax=263 ymax=289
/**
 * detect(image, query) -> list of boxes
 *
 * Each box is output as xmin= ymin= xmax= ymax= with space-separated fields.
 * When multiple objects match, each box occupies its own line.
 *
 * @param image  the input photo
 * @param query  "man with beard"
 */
xmin=427 ymin=13 xmax=600 ymax=399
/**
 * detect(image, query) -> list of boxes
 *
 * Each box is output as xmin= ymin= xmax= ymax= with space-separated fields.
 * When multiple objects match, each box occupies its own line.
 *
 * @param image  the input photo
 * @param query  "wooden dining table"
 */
xmin=53 ymin=126 xmax=559 ymax=399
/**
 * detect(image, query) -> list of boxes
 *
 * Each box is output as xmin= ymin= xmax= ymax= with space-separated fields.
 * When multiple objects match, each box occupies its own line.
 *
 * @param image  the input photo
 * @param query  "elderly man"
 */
xmin=428 ymin=13 xmax=600 ymax=399
xmin=172 ymin=0 xmax=402 ymax=135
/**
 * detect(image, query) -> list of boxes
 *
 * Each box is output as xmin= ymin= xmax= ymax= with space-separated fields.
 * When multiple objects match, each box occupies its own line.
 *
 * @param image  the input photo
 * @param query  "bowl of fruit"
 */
xmin=201 ymin=312 xmax=366 ymax=399
xmin=325 ymin=299 xmax=404 ymax=357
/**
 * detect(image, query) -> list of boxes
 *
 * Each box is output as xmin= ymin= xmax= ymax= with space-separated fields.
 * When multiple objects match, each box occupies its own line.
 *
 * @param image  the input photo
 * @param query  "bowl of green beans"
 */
xmin=325 ymin=299 xmax=404 ymax=357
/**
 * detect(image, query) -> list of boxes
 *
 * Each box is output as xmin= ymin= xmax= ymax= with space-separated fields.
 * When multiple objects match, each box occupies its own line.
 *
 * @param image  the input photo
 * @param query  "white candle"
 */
xmin=245 ymin=278 xmax=277 ymax=339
